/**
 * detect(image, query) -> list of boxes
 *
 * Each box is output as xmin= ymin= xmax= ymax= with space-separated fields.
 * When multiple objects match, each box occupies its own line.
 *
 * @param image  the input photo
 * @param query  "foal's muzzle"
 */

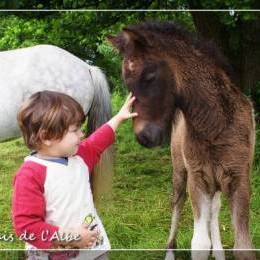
xmin=136 ymin=124 xmax=164 ymax=148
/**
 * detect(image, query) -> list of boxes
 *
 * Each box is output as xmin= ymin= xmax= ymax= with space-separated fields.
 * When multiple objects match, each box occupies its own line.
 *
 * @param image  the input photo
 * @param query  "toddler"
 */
xmin=12 ymin=90 xmax=137 ymax=259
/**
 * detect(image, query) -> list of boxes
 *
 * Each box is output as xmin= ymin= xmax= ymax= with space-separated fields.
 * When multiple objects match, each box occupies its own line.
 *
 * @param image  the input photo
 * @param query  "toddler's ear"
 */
xmin=39 ymin=130 xmax=51 ymax=146
xmin=43 ymin=140 xmax=52 ymax=146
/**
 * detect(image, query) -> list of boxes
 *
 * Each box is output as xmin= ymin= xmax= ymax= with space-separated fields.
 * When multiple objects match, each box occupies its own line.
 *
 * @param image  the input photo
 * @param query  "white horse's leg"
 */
xmin=210 ymin=192 xmax=225 ymax=260
xmin=191 ymin=193 xmax=211 ymax=260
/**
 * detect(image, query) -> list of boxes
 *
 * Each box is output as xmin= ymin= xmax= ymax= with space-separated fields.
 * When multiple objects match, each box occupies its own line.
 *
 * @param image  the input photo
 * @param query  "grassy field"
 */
xmin=0 ymin=92 xmax=259 ymax=258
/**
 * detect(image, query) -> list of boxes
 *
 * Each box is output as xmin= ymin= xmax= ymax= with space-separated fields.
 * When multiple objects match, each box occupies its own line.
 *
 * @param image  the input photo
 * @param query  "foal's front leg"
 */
xmin=165 ymin=129 xmax=188 ymax=260
xmin=166 ymin=168 xmax=187 ymax=250
xmin=188 ymin=174 xmax=212 ymax=260
xmin=165 ymin=168 xmax=187 ymax=260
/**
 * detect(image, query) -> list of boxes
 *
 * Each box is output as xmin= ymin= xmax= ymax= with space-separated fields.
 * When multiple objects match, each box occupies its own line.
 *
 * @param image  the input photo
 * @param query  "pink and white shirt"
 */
xmin=12 ymin=124 xmax=115 ymax=259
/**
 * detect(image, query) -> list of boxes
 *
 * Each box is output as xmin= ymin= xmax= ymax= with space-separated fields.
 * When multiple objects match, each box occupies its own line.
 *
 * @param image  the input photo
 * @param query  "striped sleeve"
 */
xmin=77 ymin=123 xmax=115 ymax=171
xmin=12 ymin=161 xmax=59 ymax=249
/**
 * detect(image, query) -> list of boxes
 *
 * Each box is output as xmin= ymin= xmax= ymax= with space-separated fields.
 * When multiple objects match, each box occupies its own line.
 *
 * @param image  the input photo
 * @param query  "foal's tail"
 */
xmin=87 ymin=65 xmax=114 ymax=204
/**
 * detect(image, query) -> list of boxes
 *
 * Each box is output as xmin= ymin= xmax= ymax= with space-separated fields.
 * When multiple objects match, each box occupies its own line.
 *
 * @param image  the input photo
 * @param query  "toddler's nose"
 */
xmin=79 ymin=130 xmax=84 ymax=139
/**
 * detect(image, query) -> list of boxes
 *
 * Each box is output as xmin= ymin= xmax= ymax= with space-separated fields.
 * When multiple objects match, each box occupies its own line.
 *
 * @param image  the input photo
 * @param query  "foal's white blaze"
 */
xmin=191 ymin=194 xmax=211 ymax=260
xmin=210 ymin=192 xmax=225 ymax=260
xmin=125 ymin=59 xmax=135 ymax=72
xmin=128 ymin=60 xmax=135 ymax=71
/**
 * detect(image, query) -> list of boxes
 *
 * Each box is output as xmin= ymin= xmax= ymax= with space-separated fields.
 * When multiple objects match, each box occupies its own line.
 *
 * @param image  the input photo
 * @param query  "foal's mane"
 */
xmin=127 ymin=21 xmax=236 ymax=84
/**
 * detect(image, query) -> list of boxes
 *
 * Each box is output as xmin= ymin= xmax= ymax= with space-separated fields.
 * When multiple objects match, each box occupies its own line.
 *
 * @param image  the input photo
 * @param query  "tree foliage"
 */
xmin=0 ymin=1 xmax=259 ymax=115
xmin=0 ymin=11 xmax=193 ymax=92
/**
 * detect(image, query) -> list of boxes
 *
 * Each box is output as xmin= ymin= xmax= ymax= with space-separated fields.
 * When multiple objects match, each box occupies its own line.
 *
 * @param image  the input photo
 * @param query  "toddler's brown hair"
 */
xmin=17 ymin=90 xmax=85 ymax=150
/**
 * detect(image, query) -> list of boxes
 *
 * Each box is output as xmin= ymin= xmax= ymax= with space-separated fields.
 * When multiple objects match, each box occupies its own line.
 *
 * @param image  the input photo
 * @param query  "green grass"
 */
xmin=0 ymin=92 xmax=259 ymax=256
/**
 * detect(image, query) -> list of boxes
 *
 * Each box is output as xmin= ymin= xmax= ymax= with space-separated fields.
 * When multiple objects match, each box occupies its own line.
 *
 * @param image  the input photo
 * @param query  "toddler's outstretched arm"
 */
xmin=107 ymin=92 xmax=138 ymax=132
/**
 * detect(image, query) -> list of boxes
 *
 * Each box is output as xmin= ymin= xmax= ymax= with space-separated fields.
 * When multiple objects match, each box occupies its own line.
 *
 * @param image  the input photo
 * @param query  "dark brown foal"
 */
xmin=109 ymin=21 xmax=256 ymax=260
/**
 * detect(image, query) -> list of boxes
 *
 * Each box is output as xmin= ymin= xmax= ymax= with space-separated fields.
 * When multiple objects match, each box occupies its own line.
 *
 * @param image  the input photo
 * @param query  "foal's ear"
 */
xmin=107 ymin=35 xmax=121 ymax=50
xmin=107 ymin=28 xmax=151 ymax=54
xmin=107 ymin=34 xmax=129 ymax=54
xmin=122 ymin=28 xmax=151 ymax=49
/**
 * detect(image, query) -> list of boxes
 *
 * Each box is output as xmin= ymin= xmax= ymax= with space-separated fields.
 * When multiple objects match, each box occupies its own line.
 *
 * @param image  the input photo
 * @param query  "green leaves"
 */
xmin=0 ymin=11 xmax=194 ymax=93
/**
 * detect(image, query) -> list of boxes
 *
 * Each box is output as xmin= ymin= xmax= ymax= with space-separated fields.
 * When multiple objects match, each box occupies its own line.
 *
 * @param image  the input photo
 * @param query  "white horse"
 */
xmin=0 ymin=44 xmax=113 ymax=201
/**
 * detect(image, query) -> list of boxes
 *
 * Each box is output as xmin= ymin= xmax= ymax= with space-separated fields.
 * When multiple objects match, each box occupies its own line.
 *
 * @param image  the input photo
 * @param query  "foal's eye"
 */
xmin=144 ymin=72 xmax=156 ymax=82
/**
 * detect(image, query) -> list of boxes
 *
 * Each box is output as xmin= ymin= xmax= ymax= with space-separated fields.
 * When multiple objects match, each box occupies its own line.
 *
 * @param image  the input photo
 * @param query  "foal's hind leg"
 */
xmin=226 ymin=175 xmax=255 ymax=260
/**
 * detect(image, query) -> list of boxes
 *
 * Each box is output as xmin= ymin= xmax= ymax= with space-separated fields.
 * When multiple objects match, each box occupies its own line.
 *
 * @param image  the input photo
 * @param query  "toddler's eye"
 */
xmin=69 ymin=126 xmax=79 ymax=132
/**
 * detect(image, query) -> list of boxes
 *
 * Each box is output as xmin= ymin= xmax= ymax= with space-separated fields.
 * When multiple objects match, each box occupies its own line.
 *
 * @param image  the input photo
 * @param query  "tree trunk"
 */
xmin=240 ymin=15 xmax=260 ymax=114
xmin=189 ymin=10 xmax=260 ymax=118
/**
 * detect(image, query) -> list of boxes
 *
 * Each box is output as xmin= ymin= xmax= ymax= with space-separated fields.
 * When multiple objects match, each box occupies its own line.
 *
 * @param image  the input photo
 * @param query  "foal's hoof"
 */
xmin=165 ymin=240 xmax=177 ymax=260
xmin=234 ymin=250 xmax=256 ymax=260
xmin=165 ymin=250 xmax=175 ymax=260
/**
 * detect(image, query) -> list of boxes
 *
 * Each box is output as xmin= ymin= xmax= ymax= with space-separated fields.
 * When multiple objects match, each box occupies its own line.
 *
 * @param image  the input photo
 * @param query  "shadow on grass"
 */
xmin=0 ymin=250 xmax=259 ymax=260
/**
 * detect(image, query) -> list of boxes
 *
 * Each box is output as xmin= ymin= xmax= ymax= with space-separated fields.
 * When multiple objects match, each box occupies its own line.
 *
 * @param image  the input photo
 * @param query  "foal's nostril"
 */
xmin=136 ymin=124 xmax=164 ymax=148
xmin=137 ymin=132 xmax=151 ymax=147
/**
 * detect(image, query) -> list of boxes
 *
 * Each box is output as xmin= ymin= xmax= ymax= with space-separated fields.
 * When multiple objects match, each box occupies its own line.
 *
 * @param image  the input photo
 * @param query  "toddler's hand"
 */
xmin=74 ymin=224 xmax=98 ymax=248
xmin=117 ymin=92 xmax=138 ymax=121
xmin=107 ymin=92 xmax=138 ymax=132
xmin=52 ymin=225 xmax=98 ymax=249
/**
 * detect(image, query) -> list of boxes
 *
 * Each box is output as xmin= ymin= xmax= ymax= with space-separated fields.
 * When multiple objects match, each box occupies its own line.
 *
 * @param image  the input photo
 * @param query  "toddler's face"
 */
xmin=51 ymin=125 xmax=84 ymax=157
